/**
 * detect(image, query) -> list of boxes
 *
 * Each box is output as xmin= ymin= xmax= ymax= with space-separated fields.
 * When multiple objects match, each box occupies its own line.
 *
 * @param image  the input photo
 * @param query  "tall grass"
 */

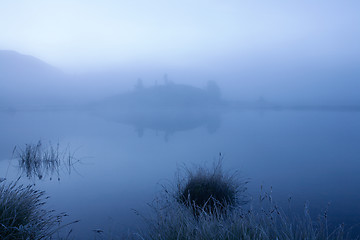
xmin=134 ymin=161 xmax=358 ymax=240
xmin=177 ymin=159 xmax=248 ymax=216
xmin=75 ymin=159 xmax=359 ymax=240
xmin=0 ymin=179 xmax=76 ymax=239
xmin=14 ymin=140 xmax=79 ymax=181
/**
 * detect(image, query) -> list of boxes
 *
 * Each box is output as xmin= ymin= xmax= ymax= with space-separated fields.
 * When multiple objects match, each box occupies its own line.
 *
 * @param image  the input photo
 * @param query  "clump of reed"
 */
xmin=177 ymin=158 xmax=248 ymax=216
xmin=14 ymin=140 xmax=79 ymax=181
xmin=135 ymin=160 xmax=358 ymax=240
xmin=0 ymin=179 xmax=75 ymax=239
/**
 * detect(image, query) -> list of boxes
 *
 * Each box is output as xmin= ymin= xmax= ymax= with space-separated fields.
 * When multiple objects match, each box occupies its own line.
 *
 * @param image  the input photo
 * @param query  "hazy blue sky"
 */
xmin=1 ymin=0 xmax=360 ymax=71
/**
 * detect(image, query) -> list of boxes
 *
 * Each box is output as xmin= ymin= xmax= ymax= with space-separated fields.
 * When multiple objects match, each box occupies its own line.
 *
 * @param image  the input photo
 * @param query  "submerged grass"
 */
xmin=14 ymin=140 xmax=79 ymax=181
xmin=0 ymin=179 xmax=76 ymax=239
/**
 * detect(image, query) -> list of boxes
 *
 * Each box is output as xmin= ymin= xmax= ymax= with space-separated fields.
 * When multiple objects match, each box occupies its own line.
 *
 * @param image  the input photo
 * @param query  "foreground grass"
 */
xmin=130 ymin=161 xmax=359 ymax=240
xmin=3 ymin=155 xmax=358 ymax=239
xmin=136 ymin=188 xmax=356 ymax=240
xmin=0 ymin=179 xmax=75 ymax=239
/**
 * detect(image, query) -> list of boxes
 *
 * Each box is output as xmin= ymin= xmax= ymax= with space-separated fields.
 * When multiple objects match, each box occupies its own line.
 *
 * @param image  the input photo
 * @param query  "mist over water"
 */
xmin=1 ymin=0 xmax=360 ymax=238
xmin=0 ymin=106 xmax=359 ymax=237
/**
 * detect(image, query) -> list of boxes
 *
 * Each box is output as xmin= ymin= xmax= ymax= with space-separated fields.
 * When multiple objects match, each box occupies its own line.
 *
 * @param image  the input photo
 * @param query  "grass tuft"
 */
xmin=177 ymin=157 xmax=248 ymax=216
xmin=0 ymin=179 xmax=75 ymax=239
xmin=134 ymin=160 xmax=359 ymax=240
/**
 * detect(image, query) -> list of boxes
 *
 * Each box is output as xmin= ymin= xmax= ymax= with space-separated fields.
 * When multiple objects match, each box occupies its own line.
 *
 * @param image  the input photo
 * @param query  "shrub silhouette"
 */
xmin=178 ymin=158 xmax=248 ymax=215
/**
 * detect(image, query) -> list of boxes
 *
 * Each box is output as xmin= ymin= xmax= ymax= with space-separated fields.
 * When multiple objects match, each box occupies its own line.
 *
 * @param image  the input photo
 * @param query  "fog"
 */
xmin=1 ymin=49 xmax=360 ymax=108
xmin=1 ymin=0 xmax=360 ymax=106
xmin=1 ymin=0 xmax=360 ymax=238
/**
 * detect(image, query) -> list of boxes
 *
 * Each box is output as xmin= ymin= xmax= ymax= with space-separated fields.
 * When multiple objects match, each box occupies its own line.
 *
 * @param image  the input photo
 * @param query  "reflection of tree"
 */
xmin=14 ymin=141 xmax=79 ymax=181
xmin=92 ymin=81 xmax=224 ymax=141
xmin=108 ymin=108 xmax=221 ymax=141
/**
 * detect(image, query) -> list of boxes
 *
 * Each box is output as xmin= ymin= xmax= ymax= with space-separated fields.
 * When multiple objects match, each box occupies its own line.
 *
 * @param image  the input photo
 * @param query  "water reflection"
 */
xmin=105 ymin=108 xmax=221 ymax=141
xmin=90 ymin=81 xmax=223 ymax=140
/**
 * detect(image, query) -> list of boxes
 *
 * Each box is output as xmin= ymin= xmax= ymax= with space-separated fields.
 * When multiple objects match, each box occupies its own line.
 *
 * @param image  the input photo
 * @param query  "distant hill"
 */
xmin=0 ymin=50 xmax=68 ymax=108
xmin=0 ymin=50 xmax=61 ymax=76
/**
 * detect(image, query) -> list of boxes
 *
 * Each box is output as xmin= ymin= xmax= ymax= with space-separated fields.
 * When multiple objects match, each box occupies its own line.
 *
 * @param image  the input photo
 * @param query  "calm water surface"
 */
xmin=0 ymin=109 xmax=359 ymax=238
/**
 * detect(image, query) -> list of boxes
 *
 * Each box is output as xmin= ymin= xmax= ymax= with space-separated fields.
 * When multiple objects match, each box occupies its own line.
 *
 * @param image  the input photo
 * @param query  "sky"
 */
xmin=1 ymin=0 xmax=360 ymax=71
xmin=1 ymin=0 xmax=360 ymax=105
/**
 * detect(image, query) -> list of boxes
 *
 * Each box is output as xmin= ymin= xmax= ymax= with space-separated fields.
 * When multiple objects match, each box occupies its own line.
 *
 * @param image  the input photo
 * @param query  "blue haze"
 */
xmin=0 ymin=0 xmax=360 ymax=238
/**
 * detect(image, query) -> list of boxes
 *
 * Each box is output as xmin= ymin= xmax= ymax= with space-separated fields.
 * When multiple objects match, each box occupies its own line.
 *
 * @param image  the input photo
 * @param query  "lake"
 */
xmin=0 ymin=108 xmax=359 ymax=238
